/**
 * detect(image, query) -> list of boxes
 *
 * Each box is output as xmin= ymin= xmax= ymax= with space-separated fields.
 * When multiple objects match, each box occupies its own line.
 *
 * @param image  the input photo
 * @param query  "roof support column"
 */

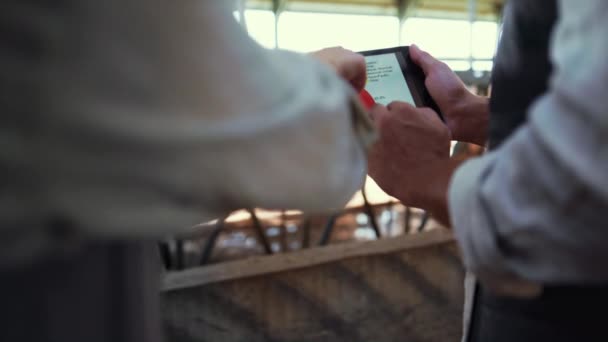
xmin=272 ymin=0 xmax=288 ymax=48
xmin=396 ymin=0 xmax=412 ymax=44
xmin=237 ymin=0 xmax=248 ymax=32
xmin=468 ymin=0 xmax=477 ymax=70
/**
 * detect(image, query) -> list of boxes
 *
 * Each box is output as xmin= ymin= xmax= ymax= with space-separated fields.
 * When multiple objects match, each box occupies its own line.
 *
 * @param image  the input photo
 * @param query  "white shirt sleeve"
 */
xmin=448 ymin=0 xmax=608 ymax=284
xmin=1 ymin=0 xmax=373 ymax=243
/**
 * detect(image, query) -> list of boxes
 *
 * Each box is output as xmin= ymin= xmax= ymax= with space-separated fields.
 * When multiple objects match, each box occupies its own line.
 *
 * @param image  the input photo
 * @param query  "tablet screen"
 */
xmin=364 ymin=53 xmax=415 ymax=106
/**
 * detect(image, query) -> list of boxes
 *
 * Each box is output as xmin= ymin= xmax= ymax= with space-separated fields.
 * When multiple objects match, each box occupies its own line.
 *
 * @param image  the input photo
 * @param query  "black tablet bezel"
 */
xmin=360 ymin=46 xmax=444 ymax=122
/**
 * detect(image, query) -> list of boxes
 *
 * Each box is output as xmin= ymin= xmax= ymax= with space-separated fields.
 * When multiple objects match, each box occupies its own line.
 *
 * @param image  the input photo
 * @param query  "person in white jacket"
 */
xmin=0 ymin=1 xmax=374 ymax=341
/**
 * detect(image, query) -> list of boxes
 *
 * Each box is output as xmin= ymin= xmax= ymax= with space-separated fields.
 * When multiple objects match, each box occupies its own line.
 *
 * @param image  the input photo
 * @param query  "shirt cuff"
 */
xmin=448 ymin=154 xmax=542 ymax=294
xmin=448 ymin=153 xmax=504 ymax=278
xmin=349 ymin=95 xmax=378 ymax=153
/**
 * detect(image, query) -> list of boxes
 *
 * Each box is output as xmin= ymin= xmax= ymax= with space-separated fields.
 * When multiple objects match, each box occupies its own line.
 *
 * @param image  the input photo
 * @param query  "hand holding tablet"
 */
xmin=358 ymin=46 xmax=444 ymax=122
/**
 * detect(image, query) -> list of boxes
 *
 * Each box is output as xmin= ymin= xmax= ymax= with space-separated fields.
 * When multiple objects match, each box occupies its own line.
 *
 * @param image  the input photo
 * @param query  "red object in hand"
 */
xmin=359 ymin=89 xmax=376 ymax=110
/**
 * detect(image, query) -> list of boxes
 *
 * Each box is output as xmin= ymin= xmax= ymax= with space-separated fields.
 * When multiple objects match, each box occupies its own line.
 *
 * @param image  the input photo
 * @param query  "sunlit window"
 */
xmin=239 ymin=9 xmax=497 ymax=71
xmin=472 ymin=21 xmax=498 ymax=59
xmin=401 ymin=18 xmax=471 ymax=59
xmin=444 ymin=60 xmax=473 ymax=71
xmin=278 ymin=12 xmax=399 ymax=53
xmin=472 ymin=60 xmax=494 ymax=72
xmin=245 ymin=10 xmax=277 ymax=49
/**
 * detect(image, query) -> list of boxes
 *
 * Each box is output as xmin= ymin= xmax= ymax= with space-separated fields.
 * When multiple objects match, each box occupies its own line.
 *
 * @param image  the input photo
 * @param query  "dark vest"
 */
xmin=488 ymin=0 xmax=558 ymax=149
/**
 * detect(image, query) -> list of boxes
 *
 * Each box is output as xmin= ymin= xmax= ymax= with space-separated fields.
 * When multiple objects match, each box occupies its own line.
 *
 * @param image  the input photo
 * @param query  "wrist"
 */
xmin=449 ymin=95 xmax=490 ymax=146
xmin=404 ymin=158 xmax=465 ymax=227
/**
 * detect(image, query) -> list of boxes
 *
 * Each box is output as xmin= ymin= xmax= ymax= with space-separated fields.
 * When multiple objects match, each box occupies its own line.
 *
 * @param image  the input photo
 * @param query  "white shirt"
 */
xmin=451 ymin=2 xmax=608 ymax=339
xmin=0 ymin=1 xmax=374 ymax=264
xmin=450 ymin=0 xmax=608 ymax=288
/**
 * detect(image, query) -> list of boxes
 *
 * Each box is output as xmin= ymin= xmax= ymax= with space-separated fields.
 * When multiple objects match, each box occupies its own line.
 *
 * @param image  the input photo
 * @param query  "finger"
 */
xmin=420 ymin=107 xmax=444 ymax=125
xmin=343 ymin=54 xmax=367 ymax=92
xmin=410 ymin=44 xmax=439 ymax=76
xmin=368 ymin=104 xmax=388 ymax=123
xmin=387 ymin=101 xmax=416 ymax=112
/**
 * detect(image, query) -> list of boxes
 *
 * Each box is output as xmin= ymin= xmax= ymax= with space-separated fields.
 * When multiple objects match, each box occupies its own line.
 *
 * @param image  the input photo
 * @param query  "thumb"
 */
xmin=410 ymin=44 xmax=438 ymax=76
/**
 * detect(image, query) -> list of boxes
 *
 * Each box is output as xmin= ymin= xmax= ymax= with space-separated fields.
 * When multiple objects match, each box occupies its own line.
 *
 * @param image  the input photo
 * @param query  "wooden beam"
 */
xmin=163 ymin=230 xmax=465 ymax=342
xmin=163 ymin=228 xmax=455 ymax=291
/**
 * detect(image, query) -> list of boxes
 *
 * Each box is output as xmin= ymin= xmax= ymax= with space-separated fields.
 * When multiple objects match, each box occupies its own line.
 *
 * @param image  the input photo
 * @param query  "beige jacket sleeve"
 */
xmin=0 ymin=0 xmax=374 ymax=263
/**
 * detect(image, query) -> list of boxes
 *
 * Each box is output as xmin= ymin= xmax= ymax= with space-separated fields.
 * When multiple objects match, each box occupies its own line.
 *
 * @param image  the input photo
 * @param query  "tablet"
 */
xmin=360 ymin=46 xmax=444 ymax=121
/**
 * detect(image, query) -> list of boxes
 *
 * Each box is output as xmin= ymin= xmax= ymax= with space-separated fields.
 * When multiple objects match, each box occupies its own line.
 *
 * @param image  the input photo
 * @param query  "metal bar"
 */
xmin=362 ymin=185 xmax=382 ymax=239
xmin=416 ymin=211 xmax=431 ymax=233
xmin=248 ymin=208 xmax=273 ymax=254
xmin=318 ymin=213 xmax=341 ymax=246
xmin=280 ymin=210 xmax=288 ymax=252
xmin=301 ymin=217 xmax=312 ymax=248
xmin=404 ymin=207 xmax=412 ymax=234
xmin=158 ymin=242 xmax=172 ymax=270
xmin=175 ymin=239 xmax=185 ymax=270
xmin=199 ymin=217 xmax=227 ymax=265
xmin=385 ymin=202 xmax=395 ymax=236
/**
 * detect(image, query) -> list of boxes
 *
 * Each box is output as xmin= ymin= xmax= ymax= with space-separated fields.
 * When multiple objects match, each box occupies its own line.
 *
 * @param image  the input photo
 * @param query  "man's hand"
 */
xmin=310 ymin=47 xmax=367 ymax=92
xmin=368 ymin=102 xmax=461 ymax=225
xmin=410 ymin=45 xmax=489 ymax=146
